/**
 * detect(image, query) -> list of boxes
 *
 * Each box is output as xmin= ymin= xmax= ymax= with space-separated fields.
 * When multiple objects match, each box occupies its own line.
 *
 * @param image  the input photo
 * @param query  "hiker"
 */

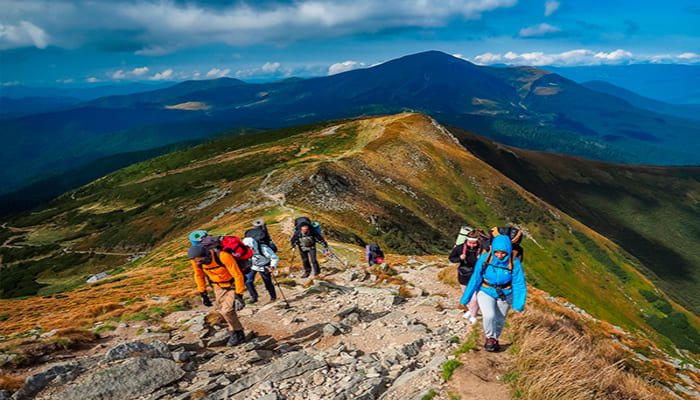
xmin=366 ymin=243 xmax=384 ymax=266
xmin=449 ymin=230 xmax=483 ymax=324
xmin=188 ymin=244 xmax=247 ymax=347
xmin=242 ymin=236 xmax=279 ymax=303
xmin=245 ymin=219 xmax=278 ymax=253
xmin=290 ymin=218 xmax=329 ymax=278
xmin=460 ymin=234 xmax=526 ymax=352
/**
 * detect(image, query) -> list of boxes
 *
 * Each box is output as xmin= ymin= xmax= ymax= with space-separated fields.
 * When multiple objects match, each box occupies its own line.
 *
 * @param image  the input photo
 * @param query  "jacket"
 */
xmin=191 ymin=249 xmax=245 ymax=295
xmin=460 ymin=235 xmax=527 ymax=312
xmin=242 ymin=237 xmax=280 ymax=271
xmin=290 ymin=229 xmax=327 ymax=251
xmin=448 ymin=242 xmax=483 ymax=277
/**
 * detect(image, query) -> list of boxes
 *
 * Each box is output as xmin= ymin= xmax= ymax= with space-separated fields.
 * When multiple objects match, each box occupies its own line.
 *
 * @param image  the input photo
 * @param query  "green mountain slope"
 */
xmin=1 ymin=113 xmax=698 ymax=356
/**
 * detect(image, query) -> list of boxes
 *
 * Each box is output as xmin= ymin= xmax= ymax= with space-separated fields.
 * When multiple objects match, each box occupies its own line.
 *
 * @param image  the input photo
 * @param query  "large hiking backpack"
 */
xmin=489 ymin=226 xmax=524 ymax=262
xmin=366 ymin=243 xmax=384 ymax=263
xmin=245 ymin=227 xmax=278 ymax=253
xmin=198 ymin=234 xmax=253 ymax=274
xmin=242 ymin=237 xmax=271 ymax=269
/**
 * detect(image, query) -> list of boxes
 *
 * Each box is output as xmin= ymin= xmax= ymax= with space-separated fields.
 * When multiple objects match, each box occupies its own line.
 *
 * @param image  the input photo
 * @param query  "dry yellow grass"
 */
xmin=0 ymin=373 xmax=24 ymax=392
xmin=507 ymin=289 xmax=679 ymax=400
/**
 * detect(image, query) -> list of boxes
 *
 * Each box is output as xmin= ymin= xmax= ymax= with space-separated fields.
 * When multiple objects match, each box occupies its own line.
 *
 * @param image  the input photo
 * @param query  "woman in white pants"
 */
xmin=459 ymin=234 xmax=526 ymax=352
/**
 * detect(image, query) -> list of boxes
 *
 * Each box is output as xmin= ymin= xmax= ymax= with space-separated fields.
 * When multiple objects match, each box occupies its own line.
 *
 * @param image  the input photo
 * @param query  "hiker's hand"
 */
xmin=200 ymin=292 xmax=212 ymax=307
xmin=267 ymin=267 xmax=274 ymax=273
xmin=460 ymin=254 xmax=466 ymax=260
xmin=291 ymin=247 xmax=296 ymax=253
xmin=234 ymin=294 xmax=245 ymax=311
xmin=323 ymin=248 xmax=330 ymax=257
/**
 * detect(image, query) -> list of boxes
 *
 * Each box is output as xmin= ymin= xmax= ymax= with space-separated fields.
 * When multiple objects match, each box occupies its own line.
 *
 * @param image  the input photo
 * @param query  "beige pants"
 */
xmin=212 ymin=285 xmax=243 ymax=331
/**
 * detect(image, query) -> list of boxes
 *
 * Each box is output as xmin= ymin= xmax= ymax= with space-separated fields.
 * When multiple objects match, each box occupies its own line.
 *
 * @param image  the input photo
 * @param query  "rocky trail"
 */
xmin=1 ymin=253 xmax=515 ymax=400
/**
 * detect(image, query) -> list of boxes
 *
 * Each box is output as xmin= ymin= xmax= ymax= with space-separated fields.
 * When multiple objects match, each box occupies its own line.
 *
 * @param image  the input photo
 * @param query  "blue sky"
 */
xmin=1 ymin=0 xmax=699 ymax=86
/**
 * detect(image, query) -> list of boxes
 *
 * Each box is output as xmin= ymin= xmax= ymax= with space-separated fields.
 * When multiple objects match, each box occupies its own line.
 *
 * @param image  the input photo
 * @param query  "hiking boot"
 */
xmin=247 ymin=297 xmax=258 ymax=304
xmin=484 ymin=338 xmax=498 ymax=352
xmin=300 ymin=271 xmax=310 ymax=278
xmin=227 ymin=330 xmax=245 ymax=347
xmin=469 ymin=316 xmax=478 ymax=325
xmin=493 ymin=340 xmax=501 ymax=352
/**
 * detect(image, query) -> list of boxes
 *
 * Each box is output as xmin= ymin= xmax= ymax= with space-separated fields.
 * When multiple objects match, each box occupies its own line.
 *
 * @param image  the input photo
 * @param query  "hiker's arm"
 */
xmin=511 ymin=259 xmax=527 ymax=312
xmin=263 ymin=246 xmax=280 ymax=268
xmin=316 ymin=232 xmax=328 ymax=248
xmin=448 ymin=245 xmax=462 ymax=263
xmin=222 ymin=253 xmax=246 ymax=295
xmin=191 ymin=260 xmax=207 ymax=293
xmin=290 ymin=231 xmax=299 ymax=248
xmin=460 ymin=254 xmax=485 ymax=305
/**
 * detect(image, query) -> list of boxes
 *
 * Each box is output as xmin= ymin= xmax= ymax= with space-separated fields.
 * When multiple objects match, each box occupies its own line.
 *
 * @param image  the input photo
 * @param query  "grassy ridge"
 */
xmin=1 ymin=113 xmax=698 ymax=357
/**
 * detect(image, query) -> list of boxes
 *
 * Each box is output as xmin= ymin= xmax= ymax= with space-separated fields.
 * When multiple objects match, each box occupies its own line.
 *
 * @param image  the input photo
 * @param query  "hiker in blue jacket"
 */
xmin=460 ymin=234 xmax=526 ymax=352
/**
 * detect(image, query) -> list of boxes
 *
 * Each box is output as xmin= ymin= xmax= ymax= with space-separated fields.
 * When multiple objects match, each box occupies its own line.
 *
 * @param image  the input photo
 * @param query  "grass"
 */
xmin=0 ymin=373 xmax=23 ymax=393
xmin=94 ymin=325 xmax=116 ymax=335
xmin=453 ymin=325 xmax=481 ymax=356
xmin=442 ymin=360 xmax=463 ymax=381
xmin=505 ymin=288 xmax=681 ymax=400
xmin=421 ymin=390 xmax=437 ymax=400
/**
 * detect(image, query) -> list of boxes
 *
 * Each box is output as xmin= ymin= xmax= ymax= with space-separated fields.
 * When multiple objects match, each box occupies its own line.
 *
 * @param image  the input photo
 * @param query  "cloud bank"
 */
xmin=473 ymin=49 xmax=700 ymax=66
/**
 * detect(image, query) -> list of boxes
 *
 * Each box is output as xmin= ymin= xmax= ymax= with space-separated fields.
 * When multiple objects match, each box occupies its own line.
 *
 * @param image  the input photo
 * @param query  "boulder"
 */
xmin=55 ymin=357 xmax=184 ymax=400
xmin=104 ymin=340 xmax=172 ymax=362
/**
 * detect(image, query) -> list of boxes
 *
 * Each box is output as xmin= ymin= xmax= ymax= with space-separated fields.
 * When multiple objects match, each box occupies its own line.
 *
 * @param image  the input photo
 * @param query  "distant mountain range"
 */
xmin=2 ymin=51 xmax=699 ymax=208
xmin=547 ymin=63 xmax=700 ymax=104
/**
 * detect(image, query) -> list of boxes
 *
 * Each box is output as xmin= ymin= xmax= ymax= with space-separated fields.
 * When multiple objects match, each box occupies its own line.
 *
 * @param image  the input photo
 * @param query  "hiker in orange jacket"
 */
xmin=188 ymin=244 xmax=247 ymax=347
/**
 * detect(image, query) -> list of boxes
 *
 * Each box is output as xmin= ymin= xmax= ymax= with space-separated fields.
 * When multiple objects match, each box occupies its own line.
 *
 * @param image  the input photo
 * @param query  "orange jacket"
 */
xmin=191 ymin=249 xmax=245 ymax=295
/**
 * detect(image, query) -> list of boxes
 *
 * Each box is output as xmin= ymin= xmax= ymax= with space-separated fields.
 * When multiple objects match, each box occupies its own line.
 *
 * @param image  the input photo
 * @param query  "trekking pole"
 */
xmin=326 ymin=245 xmax=348 ymax=268
xmin=271 ymin=271 xmax=291 ymax=308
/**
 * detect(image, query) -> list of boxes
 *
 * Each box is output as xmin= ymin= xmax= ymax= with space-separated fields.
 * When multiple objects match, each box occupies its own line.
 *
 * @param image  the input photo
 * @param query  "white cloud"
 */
xmin=111 ymin=70 xmax=126 ymax=79
xmin=206 ymin=68 xmax=231 ymax=78
xmin=86 ymin=77 xmax=99 ymax=82
xmin=471 ymin=49 xmax=700 ymax=66
xmin=544 ymin=0 xmax=560 ymax=16
xmin=519 ymin=23 xmax=561 ymax=37
xmin=328 ymin=60 xmax=365 ymax=75
xmin=2 ymin=80 xmax=20 ymax=86
xmin=0 ymin=20 xmax=49 ymax=49
xmin=149 ymin=69 xmax=174 ymax=81
xmin=0 ymin=0 xmax=518 ymax=53
xmin=56 ymin=78 xmax=74 ymax=83
xmin=261 ymin=62 xmax=281 ymax=73
xmin=131 ymin=67 xmax=149 ymax=76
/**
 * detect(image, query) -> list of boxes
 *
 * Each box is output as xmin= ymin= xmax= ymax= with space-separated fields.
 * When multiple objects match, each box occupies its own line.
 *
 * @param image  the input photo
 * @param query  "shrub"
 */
xmin=442 ymin=360 xmax=462 ymax=381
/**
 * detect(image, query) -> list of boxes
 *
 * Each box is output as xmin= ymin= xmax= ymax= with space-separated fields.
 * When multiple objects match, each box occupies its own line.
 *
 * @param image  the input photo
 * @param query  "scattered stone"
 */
xmin=323 ymin=323 xmax=340 ymax=336
xmin=335 ymin=304 xmax=359 ymax=320
xmin=86 ymin=272 xmax=111 ymax=284
xmin=385 ymin=295 xmax=404 ymax=307
xmin=206 ymin=330 xmax=231 ymax=348
xmin=11 ymin=363 xmax=84 ymax=400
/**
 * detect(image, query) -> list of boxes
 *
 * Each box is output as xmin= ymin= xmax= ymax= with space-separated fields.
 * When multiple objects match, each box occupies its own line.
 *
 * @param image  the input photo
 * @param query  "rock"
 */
xmin=206 ymin=330 xmax=231 ymax=347
xmin=137 ymin=332 xmax=172 ymax=341
xmin=342 ymin=313 xmax=361 ymax=326
xmin=312 ymin=280 xmax=352 ymax=293
xmin=258 ymin=393 xmax=279 ymax=400
xmin=0 ymin=353 xmax=18 ymax=365
xmin=104 ymin=340 xmax=172 ymax=362
xmin=11 ymin=363 xmax=84 ymax=400
xmin=354 ymin=287 xmax=393 ymax=296
xmin=40 ymin=329 xmax=59 ymax=338
xmin=323 ymin=323 xmax=340 ymax=336
xmin=0 ymin=390 xmax=10 ymax=400
xmin=335 ymin=304 xmax=359 ymax=320
xmin=385 ymin=295 xmax=404 ymax=307
xmin=55 ymin=357 xmax=184 ymax=400
xmin=172 ymin=351 xmax=196 ymax=363
xmin=342 ymin=270 xmax=358 ymax=281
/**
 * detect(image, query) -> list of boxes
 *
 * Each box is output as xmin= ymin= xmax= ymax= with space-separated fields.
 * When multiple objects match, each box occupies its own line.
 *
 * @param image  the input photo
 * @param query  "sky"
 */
xmin=1 ymin=0 xmax=699 ymax=86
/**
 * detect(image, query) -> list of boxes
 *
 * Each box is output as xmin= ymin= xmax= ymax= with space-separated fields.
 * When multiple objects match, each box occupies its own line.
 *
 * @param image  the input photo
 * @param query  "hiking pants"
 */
xmin=461 ymin=284 xmax=480 ymax=318
xmin=244 ymin=269 xmax=276 ymax=301
xmin=212 ymin=285 xmax=243 ymax=332
xmin=477 ymin=290 xmax=512 ymax=340
xmin=299 ymin=247 xmax=320 ymax=275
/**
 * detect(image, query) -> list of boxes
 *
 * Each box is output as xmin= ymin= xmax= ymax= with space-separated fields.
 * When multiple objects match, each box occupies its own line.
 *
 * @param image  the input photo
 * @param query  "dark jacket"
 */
xmin=291 ymin=229 xmax=327 ymax=251
xmin=449 ymin=243 xmax=483 ymax=278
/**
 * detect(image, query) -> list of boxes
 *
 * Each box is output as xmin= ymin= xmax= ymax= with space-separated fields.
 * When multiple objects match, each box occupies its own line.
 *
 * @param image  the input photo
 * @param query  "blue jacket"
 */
xmin=459 ymin=235 xmax=527 ymax=312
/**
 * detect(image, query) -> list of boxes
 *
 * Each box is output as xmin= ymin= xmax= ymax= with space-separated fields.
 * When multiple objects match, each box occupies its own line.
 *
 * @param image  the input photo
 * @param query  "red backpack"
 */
xmin=199 ymin=235 xmax=253 ymax=273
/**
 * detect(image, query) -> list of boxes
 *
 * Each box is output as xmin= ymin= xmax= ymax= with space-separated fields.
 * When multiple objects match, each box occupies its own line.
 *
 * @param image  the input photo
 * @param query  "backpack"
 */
xmin=366 ymin=244 xmax=384 ymax=262
xmin=455 ymin=226 xmax=491 ymax=252
xmin=242 ymin=237 xmax=271 ymax=269
xmin=245 ymin=227 xmax=278 ymax=253
xmin=489 ymin=227 xmax=524 ymax=262
xmin=198 ymin=234 xmax=253 ymax=274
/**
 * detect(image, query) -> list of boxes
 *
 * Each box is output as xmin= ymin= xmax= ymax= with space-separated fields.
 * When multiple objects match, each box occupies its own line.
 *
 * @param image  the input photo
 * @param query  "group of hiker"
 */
xmin=186 ymin=216 xmax=526 ymax=352
xmin=451 ymin=226 xmax=527 ymax=352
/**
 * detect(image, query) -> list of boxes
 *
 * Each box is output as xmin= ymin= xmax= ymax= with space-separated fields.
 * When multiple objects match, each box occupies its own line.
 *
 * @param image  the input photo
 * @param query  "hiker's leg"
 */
xmin=492 ymin=294 xmax=513 ymax=339
xmin=299 ymin=250 xmax=312 ymax=274
xmin=308 ymin=247 xmax=320 ymax=275
xmin=213 ymin=286 xmax=243 ymax=331
xmin=468 ymin=292 xmax=480 ymax=318
xmin=477 ymin=291 xmax=498 ymax=339
xmin=260 ymin=269 xmax=276 ymax=299
xmin=244 ymin=270 xmax=259 ymax=301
